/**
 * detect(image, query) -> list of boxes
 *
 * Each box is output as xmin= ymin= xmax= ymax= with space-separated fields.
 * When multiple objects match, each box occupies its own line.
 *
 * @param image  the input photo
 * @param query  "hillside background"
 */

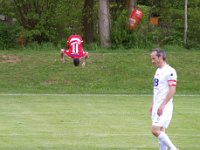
xmin=0 ymin=0 xmax=200 ymax=94
xmin=0 ymin=46 xmax=200 ymax=94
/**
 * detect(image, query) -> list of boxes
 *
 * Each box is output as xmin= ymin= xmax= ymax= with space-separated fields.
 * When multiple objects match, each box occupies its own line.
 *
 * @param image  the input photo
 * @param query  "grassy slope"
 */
xmin=0 ymin=48 xmax=200 ymax=94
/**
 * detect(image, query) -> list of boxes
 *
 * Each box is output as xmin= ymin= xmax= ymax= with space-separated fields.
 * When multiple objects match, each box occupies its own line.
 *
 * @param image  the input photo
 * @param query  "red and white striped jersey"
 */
xmin=62 ymin=35 xmax=87 ymax=59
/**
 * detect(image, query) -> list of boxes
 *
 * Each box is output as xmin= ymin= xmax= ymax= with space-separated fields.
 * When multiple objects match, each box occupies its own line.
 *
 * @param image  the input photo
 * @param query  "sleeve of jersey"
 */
xmin=168 ymin=70 xmax=177 ymax=86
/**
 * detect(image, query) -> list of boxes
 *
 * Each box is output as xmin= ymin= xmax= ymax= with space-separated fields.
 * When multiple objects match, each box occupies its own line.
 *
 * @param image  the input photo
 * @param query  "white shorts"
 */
xmin=151 ymin=103 xmax=173 ymax=128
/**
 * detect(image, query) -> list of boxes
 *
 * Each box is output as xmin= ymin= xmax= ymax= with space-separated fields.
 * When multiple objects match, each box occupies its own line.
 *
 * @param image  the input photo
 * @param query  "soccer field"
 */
xmin=0 ymin=94 xmax=199 ymax=150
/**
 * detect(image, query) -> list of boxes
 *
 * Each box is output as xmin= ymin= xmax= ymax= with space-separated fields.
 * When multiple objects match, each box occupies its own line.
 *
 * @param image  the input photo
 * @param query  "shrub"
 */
xmin=111 ymin=6 xmax=153 ymax=49
xmin=0 ymin=23 xmax=18 ymax=49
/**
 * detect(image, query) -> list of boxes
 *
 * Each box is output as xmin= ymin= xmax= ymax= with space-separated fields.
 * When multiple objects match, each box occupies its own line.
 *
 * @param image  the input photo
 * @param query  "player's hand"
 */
xmin=157 ymin=104 xmax=165 ymax=116
xmin=82 ymin=62 xmax=86 ymax=67
xmin=149 ymin=101 xmax=153 ymax=115
xmin=149 ymin=106 xmax=153 ymax=115
xmin=60 ymin=58 xmax=65 ymax=63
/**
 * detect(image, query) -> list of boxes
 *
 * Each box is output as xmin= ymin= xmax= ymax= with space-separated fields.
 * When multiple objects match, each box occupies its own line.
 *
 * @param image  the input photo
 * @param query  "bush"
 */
xmin=0 ymin=23 xmax=18 ymax=49
xmin=111 ymin=6 xmax=153 ymax=49
xmin=111 ymin=3 xmax=200 ymax=50
xmin=187 ymin=8 xmax=200 ymax=49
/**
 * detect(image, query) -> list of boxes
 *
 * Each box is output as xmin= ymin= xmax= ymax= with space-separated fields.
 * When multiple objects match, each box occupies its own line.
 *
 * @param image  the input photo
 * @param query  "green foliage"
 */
xmin=148 ymin=0 xmax=200 ymax=48
xmin=21 ymin=42 xmax=59 ymax=51
xmin=137 ymin=0 xmax=200 ymax=49
xmin=0 ymin=0 xmax=15 ymax=17
xmin=11 ymin=0 xmax=59 ymax=44
xmin=56 ymin=0 xmax=84 ymax=38
xmin=147 ymin=8 xmax=184 ymax=46
xmin=111 ymin=5 xmax=153 ymax=49
xmin=187 ymin=8 xmax=200 ymax=48
xmin=188 ymin=0 xmax=200 ymax=8
xmin=0 ymin=23 xmax=19 ymax=49
xmin=0 ymin=0 xmax=200 ymax=49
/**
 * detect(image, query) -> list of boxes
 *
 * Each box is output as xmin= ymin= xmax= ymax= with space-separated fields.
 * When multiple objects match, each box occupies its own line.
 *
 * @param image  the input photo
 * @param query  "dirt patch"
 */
xmin=43 ymin=80 xmax=59 ymax=85
xmin=0 ymin=55 xmax=21 ymax=63
xmin=63 ymin=80 xmax=72 ymax=85
xmin=43 ymin=80 xmax=72 ymax=85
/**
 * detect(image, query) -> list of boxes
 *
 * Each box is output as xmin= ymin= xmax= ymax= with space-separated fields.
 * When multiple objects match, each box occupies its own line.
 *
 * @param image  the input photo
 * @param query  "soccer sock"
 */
xmin=158 ymin=131 xmax=177 ymax=150
xmin=158 ymin=140 xmax=168 ymax=150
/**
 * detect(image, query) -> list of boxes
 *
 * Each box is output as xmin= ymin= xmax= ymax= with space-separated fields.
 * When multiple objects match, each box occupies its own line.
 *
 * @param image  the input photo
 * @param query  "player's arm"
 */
xmin=157 ymin=85 xmax=176 ymax=116
xmin=149 ymin=100 xmax=154 ymax=115
xmin=81 ymin=52 xmax=89 ymax=67
xmin=162 ymin=86 xmax=176 ymax=106
xmin=60 ymin=49 xmax=65 ymax=63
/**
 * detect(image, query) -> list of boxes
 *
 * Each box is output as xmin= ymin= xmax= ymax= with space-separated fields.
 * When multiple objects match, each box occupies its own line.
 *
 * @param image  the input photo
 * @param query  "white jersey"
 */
xmin=153 ymin=64 xmax=177 ymax=106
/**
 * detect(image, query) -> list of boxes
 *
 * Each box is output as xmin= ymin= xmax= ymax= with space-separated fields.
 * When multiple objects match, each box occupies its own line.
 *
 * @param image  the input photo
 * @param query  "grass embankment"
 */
xmin=0 ymin=47 xmax=200 ymax=94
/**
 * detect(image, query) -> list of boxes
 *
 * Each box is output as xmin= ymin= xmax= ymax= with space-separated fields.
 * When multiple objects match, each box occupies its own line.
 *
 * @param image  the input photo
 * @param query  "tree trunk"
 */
xmin=129 ymin=0 xmax=136 ymax=14
xmin=98 ymin=0 xmax=111 ymax=48
xmin=184 ymin=0 xmax=188 ymax=46
xmin=82 ymin=0 xmax=94 ymax=44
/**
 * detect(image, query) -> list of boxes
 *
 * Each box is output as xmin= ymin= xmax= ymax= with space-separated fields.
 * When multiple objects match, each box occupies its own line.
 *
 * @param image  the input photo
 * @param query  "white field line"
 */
xmin=0 ymin=132 xmax=199 ymax=137
xmin=0 ymin=93 xmax=200 ymax=97
xmin=0 ymin=111 xmax=200 ymax=115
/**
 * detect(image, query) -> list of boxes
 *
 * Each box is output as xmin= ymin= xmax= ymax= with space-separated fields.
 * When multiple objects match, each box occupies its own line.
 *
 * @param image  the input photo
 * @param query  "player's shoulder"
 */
xmin=162 ymin=64 xmax=176 ymax=74
xmin=165 ymin=65 xmax=177 ymax=77
xmin=165 ymin=64 xmax=176 ymax=71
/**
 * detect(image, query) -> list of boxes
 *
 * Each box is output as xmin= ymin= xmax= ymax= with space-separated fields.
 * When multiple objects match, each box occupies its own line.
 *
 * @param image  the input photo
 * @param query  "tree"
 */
xmin=184 ymin=0 xmax=188 ymax=46
xmin=13 ymin=0 xmax=58 ymax=43
xmin=82 ymin=0 xmax=94 ymax=44
xmin=129 ymin=0 xmax=137 ymax=14
xmin=98 ymin=0 xmax=111 ymax=48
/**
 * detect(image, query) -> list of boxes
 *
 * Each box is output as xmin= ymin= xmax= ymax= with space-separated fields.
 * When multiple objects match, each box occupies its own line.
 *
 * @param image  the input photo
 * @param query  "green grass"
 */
xmin=0 ymin=47 xmax=199 ymax=149
xmin=0 ymin=94 xmax=199 ymax=150
xmin=0 ymin=48 xmax=200 ymax=94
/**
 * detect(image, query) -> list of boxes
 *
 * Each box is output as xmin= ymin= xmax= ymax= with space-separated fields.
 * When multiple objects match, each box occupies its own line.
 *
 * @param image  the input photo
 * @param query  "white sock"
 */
xmin=158 ymin=140 xmax=168 ymax=150
xmin=158 ymin=131 xmax=177 ymax=150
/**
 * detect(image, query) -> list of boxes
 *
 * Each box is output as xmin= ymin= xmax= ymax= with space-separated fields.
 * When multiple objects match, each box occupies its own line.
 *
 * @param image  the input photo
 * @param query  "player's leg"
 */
xmin=151 ymin=105 xmax=177 ymax=150
xmin=158 ymin=130 xmax=177 ymax=150
xmin=160 ymin=104 xmax=178 ymax=150
xmin=152 ymin=126 xmax=177 ymax=150
xmin=158 ymin=127 xmax=168 ymax=150
xmin=61 ymin=49 xmax=74 ymax=63
xmin=152 ymin=126 xmax=167 ymax=150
